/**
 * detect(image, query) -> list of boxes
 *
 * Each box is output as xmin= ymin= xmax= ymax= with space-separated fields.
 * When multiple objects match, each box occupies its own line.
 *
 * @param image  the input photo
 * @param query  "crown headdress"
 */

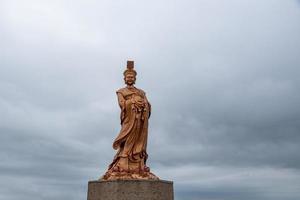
xmin=123 ymin=60 xmax=137 ymax=76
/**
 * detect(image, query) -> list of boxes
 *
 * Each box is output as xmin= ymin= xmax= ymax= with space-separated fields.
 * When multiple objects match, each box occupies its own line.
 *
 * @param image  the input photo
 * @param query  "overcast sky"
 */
xmin=1 ymin=0 xmax=300 ymax=200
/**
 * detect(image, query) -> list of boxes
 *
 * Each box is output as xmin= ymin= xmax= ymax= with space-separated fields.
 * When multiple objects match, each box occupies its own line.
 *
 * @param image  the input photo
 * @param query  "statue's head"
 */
xmin=123 ymin=60 xmax=137 ymax=86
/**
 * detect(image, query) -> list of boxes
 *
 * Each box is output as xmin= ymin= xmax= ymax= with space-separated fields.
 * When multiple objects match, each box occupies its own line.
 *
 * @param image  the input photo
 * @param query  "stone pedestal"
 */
xmin=87 ymin=180 xmax=174 ymax=200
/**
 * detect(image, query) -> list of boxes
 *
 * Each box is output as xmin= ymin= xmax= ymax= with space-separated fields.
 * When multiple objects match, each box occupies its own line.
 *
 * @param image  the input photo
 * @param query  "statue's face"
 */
xmin=124 ymin=73 xmax=136 ymax=86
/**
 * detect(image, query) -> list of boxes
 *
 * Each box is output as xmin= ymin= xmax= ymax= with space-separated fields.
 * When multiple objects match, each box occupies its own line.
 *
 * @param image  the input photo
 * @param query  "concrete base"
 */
xmin=87 ymin=179 xmax=174 ymax=200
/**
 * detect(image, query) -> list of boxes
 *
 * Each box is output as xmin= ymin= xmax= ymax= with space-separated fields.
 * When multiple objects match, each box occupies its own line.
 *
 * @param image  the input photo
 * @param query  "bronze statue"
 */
xmin=101 ymin=61 xmax=159 ymax=180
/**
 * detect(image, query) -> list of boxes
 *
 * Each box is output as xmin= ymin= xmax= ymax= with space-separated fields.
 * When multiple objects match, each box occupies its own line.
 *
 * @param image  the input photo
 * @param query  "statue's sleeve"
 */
xmin=145 ymin=94 xmax=151 ymax=118
xmin=116 ymin=92 xmax=126 ymax=124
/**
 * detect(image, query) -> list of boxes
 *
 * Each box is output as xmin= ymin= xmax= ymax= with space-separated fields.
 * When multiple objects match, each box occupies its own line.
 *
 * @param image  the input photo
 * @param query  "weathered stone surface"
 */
xmin=87 ymin=179 xmax=174 ymax=200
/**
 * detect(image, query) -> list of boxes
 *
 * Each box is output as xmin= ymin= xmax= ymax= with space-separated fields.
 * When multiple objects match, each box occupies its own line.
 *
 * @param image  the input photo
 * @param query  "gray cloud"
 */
xmin=1 ymin=0 xmax=300 ymax=200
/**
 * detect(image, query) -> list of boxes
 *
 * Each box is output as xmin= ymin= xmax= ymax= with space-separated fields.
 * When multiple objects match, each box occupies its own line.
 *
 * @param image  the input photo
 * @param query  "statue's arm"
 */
xmin=117 ymin=92 xmax=125 ymax=108
xmin=117 ymin=92 xmax=126 ymax=124
xmin=145 ymin=95 xmax=151 ymax=118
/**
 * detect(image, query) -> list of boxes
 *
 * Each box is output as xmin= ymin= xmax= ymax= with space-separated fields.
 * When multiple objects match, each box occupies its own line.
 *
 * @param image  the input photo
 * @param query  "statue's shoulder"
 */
xmin=116 ymin=87 xmax=127 ymax=95
xmin=116 ymin=87 xmax=126 ymax=93
xmin=135 ymin=87 xmax=146 ymax=95
xmin=116 ymin=87 xmax=146 ymax=96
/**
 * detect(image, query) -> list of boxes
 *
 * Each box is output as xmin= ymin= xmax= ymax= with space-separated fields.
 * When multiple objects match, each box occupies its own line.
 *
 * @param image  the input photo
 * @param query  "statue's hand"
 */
xmin=125 ymin=98 xmax=133 ymax=106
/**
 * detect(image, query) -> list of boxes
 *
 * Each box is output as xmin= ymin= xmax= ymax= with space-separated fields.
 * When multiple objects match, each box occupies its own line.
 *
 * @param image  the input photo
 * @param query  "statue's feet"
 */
xmin=100 ymin=166 xmax=159 ymax=181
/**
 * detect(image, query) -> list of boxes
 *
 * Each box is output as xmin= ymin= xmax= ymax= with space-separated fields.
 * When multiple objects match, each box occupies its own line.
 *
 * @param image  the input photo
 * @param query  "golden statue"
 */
xmin=101 ymin=61 xmax=159 ymax=180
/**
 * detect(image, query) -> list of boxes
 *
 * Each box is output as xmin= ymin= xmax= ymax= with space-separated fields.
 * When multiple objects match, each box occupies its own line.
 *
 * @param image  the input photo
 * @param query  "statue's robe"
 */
xmin=108 ymin=86 xmax=151 ymax=172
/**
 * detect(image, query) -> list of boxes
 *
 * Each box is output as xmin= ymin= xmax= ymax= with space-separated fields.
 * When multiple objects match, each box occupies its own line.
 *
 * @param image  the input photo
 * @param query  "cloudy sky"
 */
xmin=1 ymin=0 xmax=300 ymax=199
